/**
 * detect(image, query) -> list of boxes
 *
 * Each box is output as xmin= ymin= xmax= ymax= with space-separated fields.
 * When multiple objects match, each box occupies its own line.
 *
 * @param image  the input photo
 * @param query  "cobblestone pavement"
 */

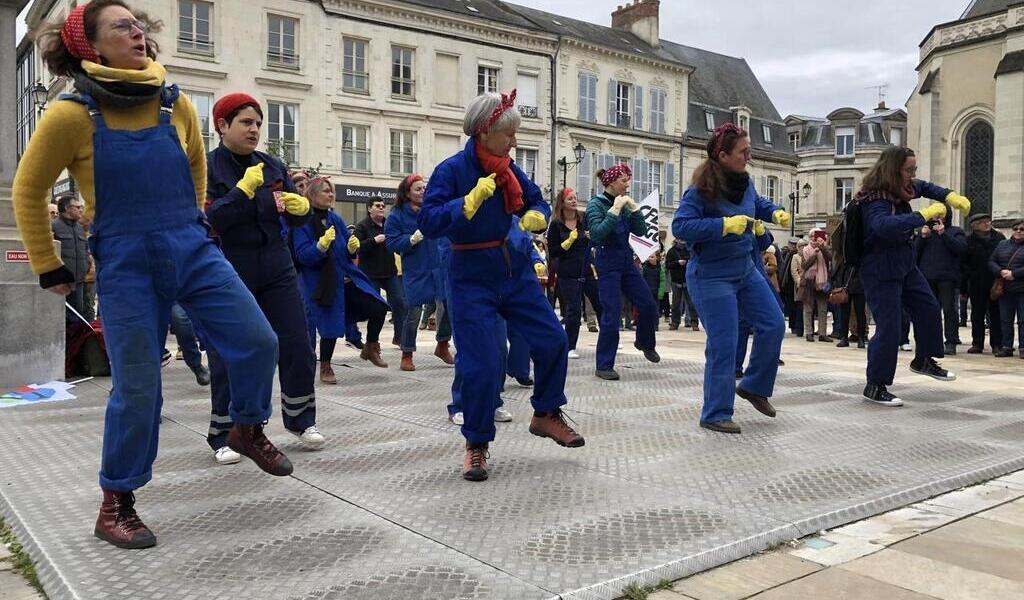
xmin=0 ymin=324 xmax=1021 ymax=600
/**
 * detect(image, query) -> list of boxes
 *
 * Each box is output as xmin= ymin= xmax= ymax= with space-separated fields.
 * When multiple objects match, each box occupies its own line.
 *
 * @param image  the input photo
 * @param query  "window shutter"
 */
xmin=634 ymin=85 xmax=644 ymax=130
xmin=577 ymin=151 xmax=592 ymax=200
xmin=577 ymin=72 xmax=587 ymax=121
xmin=666 ymin=162 xmax=677 ymax=208
xmin=607 ymin=80 xmax=617 ymax=125
xmin=589 ymin=76 xmax=598 ymax=121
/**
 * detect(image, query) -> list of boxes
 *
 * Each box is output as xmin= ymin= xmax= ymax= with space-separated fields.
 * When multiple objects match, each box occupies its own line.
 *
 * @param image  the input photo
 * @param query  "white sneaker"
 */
xmin=449 ymin=412 xmax=465 ymax=425
xmin=900 ymin=344 xmax=912 ymax=352
xmin=213 ymin=446 xmax=241 ymax=465
xmin=494 ymin=407 xmax=513 ymax=422
xmin=567 ymin=349 xmax=580 ymax=359
xmin=291 ymin=425 xmax=326 ymax=450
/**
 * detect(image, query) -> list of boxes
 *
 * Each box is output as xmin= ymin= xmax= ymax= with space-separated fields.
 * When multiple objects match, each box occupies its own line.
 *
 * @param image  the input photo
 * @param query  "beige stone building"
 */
xmin=908 ymin=0 xmax=1024 ymax=225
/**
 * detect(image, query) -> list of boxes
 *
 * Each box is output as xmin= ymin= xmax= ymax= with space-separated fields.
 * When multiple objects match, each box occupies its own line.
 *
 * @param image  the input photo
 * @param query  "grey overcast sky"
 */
xmin=17 ymin=0 xmax=970 ymax=118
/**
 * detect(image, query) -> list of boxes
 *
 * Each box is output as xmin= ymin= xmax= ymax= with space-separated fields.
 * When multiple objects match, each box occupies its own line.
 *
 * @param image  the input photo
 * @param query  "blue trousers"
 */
xmin=371 ymin=275 xmax=406 ymax=342
xmin=401 ymin=300 xmax=452 ymax=352
xmin=97 ymin=225 xmax=278 ymax=491
xmin=449 ymin=318 xmax=507 ymax=416
xmin=736 ymin=288 xmax=784 ymax=372
xmin=506 ymin=325 xmax=531 ymax=380
xmin=689 ymin=269 xmax=785 ymax=424
xmin=864 ymin=267 xmax=943 ymax=386
xmin=449 ymin=252 xmax=568 ymax=445
xmin=999 ymin=292 xmax=1024 ymax=351
xmin=557 ymin=276 xmax=602 ymax=351
xmin=169 ymin=303 xmax=203 ymax=372
xmin=594 ymin=250 xmax=657 ymax=370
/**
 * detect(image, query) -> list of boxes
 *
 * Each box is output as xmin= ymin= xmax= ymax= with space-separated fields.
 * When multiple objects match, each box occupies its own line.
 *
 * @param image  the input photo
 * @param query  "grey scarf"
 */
xmin=73 ymin=70 xmax=163 ymax=108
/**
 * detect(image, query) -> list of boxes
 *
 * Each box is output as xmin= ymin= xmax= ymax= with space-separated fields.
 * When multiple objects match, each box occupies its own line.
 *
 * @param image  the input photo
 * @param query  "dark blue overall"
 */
xmin=77 ymin=87 xmax=278 ymax=491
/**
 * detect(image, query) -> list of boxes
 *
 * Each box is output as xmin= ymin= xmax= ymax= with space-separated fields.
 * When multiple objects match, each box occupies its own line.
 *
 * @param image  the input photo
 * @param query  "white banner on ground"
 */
xmin=628 ymin=189 xmax=661 ymax=262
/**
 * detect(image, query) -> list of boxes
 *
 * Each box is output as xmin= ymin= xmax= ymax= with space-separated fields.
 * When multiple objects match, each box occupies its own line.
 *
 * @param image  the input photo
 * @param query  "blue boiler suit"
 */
xmin=587 ymin=194 xmax=658 ymax=371
xmin=673 ymin=182 xmax=785 ymax=425
xmin=204 ymin=145 xmax=316 ymax=449
xmin=74 ymin=87 xmax=278 ymax=491
xmin=736 ymin=233 xmax=784 ymax=373
xmin=419 ymin=140 xmax=568 ymax=445
xmin=861 ymin=181 xmax=949 ymax=386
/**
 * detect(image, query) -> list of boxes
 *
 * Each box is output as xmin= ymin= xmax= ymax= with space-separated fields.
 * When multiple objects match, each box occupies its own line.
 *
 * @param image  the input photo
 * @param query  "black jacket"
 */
xmin=51 ymin=217 xmax=89 ymax=283
xmin=546 ymin=219 xmax=592 ymax=280
xmin=665 ymin=243 xmax=690 ymax=285
xmin=965 ymin=230 xmax=1005 ymax=293
xmin=916 ymin=225 xmax=967 ymax=282
xmin=353 ymin=215 xmax=397 ymax=279
xmin=990 ymin=237 xmax=1024 ymax=295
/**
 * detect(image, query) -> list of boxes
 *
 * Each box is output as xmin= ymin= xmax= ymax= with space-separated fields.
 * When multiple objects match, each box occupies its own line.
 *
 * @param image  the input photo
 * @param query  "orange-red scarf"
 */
xmin=475 ymin=141 xmax=524 ymax=214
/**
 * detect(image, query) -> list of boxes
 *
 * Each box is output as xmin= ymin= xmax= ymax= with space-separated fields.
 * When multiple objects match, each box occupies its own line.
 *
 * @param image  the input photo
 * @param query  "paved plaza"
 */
xmin=0 ymin=326 xmax=1022 ymax=600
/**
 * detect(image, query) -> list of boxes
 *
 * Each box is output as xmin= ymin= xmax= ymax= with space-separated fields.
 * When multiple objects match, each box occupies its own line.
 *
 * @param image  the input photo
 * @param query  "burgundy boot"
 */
xmin=94 ymin=490 xmax=157 ymax=549
xmin=227 ymin=423 xmax=294 ymax=476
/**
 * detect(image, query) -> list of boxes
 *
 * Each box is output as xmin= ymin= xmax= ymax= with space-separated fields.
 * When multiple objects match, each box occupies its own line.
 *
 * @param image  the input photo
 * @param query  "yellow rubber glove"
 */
xmin=534 ymin=263 xmax=547 ymax=278
xmin=722 ymin=214 xmax=752 ymax=236
xmin=753 ymin=219 xmax=766 ymax=236
xmin=772 ymin=209 xmax=791 ymax=228
xmin=347 ymin=235 xmax=360 ymax=254
xmin=410 ymin=229 xmax=424 ymax=245
xmin=317 ymin=226 xmax=336 ymax=252
xmin=463 ymin=174 xmax=497 ymax=220
xmin=561 ymin=227 xmax=579 ymax=251
xmin=945 ymin=192 xmax=971 ymax=214
xmin=236 ymin=163 xmax=264 ymax=199
xmin=608 ymin=195 xmax=631 ymax=217
xmin=519 ymin=210 xmax=547 ymax=232
xmin=919 ymin=202 xmax=947 ymax=222
xmin=280 ymin=192 xmax=309 ymax=216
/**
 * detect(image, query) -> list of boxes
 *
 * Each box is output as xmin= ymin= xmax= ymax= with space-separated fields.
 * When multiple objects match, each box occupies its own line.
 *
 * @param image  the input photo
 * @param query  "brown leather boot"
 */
xmin=94 ymin=490 xmax=157 ymax=549
xmin=434 ymin=341 xmax=454 ymax=365
xmin=462 ymin=442 xmax=489 ymax=481
xmin=319 ymin=361 xmax=336 ymax=384
xmin=227 ymin=423 xmax=293 ymax=476
xmin=400 ymin=352 xmax=416 ymax=371
xmin=360 ymin=341 xmax=388 ymax=368
xmin=529 ymin=409 xmax=585 ymax=448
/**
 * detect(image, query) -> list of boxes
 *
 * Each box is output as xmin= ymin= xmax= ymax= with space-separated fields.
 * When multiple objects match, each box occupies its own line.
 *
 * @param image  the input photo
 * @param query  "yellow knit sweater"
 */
xmin=13 ymin=76 xmax=206 ymax=275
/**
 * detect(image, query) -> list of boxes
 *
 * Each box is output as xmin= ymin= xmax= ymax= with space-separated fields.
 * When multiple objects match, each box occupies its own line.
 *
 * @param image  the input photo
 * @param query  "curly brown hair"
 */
xmin=36 ymin=0 xmax=162 ymax=77
xmin=858 ymin=146 xmax=916 ymax=200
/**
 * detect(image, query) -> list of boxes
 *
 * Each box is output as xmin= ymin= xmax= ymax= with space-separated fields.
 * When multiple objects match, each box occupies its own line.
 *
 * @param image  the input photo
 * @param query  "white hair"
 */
xmin=463 ymin=92 xmax=521 ymax=137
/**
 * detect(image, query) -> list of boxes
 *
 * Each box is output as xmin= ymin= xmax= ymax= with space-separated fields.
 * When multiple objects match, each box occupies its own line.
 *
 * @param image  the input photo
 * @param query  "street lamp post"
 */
xmin=787 ymin=181 xmax=812 ymax=237
xmin=556 ymin=142 xmax=587 ymax=191
xmin=31 ymin=82 xmax=48 ymax=115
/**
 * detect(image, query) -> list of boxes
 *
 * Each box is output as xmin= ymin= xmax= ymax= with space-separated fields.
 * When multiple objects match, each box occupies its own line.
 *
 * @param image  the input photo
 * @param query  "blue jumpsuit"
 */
xmin=204 ymin=145 xmax=316 ymax=449
xmin=736 ymin=233 xmax=784 ymax=373
xmin=419 ymin=140 xmax=568 ymax=445
xmin=861 ymin=181 xmax=949 ymax=386
xmin=587 ymin=194 xmax=658 ymax=371
xmin=75 ymin=87 xmax=278 ymax=491
xmin=673 ymin=182 xmax=786 ymax=425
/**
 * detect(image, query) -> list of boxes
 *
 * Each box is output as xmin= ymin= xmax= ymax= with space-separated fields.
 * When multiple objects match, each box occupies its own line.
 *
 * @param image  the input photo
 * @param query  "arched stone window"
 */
xmin=963 ymin=121 xmax=994 ymax=216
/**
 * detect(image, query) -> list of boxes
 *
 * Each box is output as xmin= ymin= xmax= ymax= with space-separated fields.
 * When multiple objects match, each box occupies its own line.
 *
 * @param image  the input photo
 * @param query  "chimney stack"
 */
xmin=611 ymin=0 xmax=660 ymax=48
xmin=875 ymin=101 xmax=888 ymax=112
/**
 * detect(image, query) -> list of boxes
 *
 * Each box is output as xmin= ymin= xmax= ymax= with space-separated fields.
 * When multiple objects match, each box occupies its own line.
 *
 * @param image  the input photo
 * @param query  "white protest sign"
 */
xmin=628 ymin=189 xmax=661 ymax=262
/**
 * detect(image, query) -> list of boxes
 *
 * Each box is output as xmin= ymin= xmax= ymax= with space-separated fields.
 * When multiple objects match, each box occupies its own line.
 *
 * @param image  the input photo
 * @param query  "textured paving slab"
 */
xmin=1 ymin=345 xmax=1024 ymax=600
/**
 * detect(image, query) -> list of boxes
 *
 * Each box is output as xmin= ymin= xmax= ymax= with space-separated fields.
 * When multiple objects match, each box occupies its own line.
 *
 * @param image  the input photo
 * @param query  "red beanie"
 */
xmin=212 ymin=93 xmax=261 ymax=131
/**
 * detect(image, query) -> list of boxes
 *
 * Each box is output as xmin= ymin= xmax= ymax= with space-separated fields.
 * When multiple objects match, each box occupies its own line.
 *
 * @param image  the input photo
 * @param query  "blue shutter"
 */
xmin=631 ymin=158 xmax=641 ymax=198
xmin=634 ymin=85 xmax=644 ymax=130
xmin=607 ymin=80 xmax=617 ymax=125
xmin=577 ymin=151 xmax=591 ymax=199
xmin=588 ymin=76 xmax=597 ymax=121
xmin=666 ymin=162 xmax=677 ymax=208
xmin=577 ymin=72 xmax=587 ymax=120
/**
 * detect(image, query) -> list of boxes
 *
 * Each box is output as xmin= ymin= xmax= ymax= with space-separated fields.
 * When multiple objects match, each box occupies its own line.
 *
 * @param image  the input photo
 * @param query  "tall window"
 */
xmin=835 ymin=178 xmax=855 ymax=212
xmin=650 ymin=88 xmax=666 ymax=134
xmin=649 ymin=161 xmax=663 ymax=200
xmin=434 ymin=54 xmax=460 ymax=107
xmin=835 ymin=126 xmax=855 ymax=157
xmin=576 ymin=150 xmax=593 ymax=200
xmin=478 ymin=65 xmax=500 ymax=95
xmin=342 ymin=38 xmax=368 ymax=93
xmin=705 ymin=111 xmax=715 ymax=131
xmin=789 ymin=132 xmax=801 ymax=151
xmin=516 ymin=72 xmax=538 ymax=118
xmin=341 ymin=124 xmax=370 ymax=172
xmin=762 ymin=124 xmax=773 ymax=145
xmin=267 ymin=14 xmax=298 ymax=68
xmin=764 ymin=176 xmax=779 ymax=202
xmin=267 ymin=102 xmax=298 ymax=164
xmin=15 ymin=49 xmax=36 ymax=161
xmin=614 ymin=82 xmax=632 ymax=128
xmin=183 ymin=90 xmax=213 ymax=151
xmin=890 ymin=127 xmax=903 ymax=147
xmin=391 ymin=46 xmax=415 ymax=98
xmin=739 ymin=115 xmax=748 ymax=130
xmin=963 ymin=121 xmax=994 ymax=217
xmin=390 ymin=130 xmax=416 ymax=174
xmin=178 ymin=0 xmax=213 ymax=54
xmin=516 ymin=148 xmax=537 ymax=180
xmin=578 ymin=72 xmax=597 ymax=122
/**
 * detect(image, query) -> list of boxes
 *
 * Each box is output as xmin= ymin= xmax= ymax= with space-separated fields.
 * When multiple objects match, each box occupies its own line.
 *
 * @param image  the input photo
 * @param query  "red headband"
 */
xmin=475 ymin=89 xmax=517 ymax=136
xmin=709 ymin=123 xmax=747 ymax=159
xmin=403 ymin=174 xmax=423 ymax=187
xmin=61 ymin=4 xmax=101 ymax=63
xmin=600 ymin=163 xmax=632 ymax=187
xmin=558 ymin=187 xmax=575 ymax=201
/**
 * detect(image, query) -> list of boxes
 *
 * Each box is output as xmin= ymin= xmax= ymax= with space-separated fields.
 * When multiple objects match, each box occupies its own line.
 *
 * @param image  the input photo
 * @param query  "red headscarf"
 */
xmin=61 ymin=4 xmax=101 ymax=63
xmin=599 ymin=163 xmax=632 ymax=187
xmin=709 ymin=123 xmax=747 ymax=160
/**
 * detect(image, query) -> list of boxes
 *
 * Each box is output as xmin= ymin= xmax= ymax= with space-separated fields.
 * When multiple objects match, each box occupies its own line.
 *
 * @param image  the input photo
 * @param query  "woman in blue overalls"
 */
xmin=385 ymin=174 xmax=454 ymax=372
xmin=547 ymin=187 xmax=602 ymax=359
xmin=586 ymin=164 xmax=660 ymax=381
xmin=12 ymin=2 xmax=287 ymax=549
xmin=672 ymin=123 xmax=790 ymax=434
xmin=419 ymin=90 xmax=584 ymax=482
xmin=292 ymin=178 xmax=389 ymax=375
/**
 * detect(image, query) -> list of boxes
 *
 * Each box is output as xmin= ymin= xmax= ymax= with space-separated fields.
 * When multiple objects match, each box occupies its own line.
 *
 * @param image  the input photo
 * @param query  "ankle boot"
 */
xmin=434 ymin=341 xmax=455 ymax=365
xmin=360 ymin=341 xmax=388 ymax=368
xmin=400 ymin=351 xmax=416 ymax=371
xmin=319 ymin=361 xmax=337 ymax=384
xmin=227 ymin=423 xmax=293 ymax=476
xmin=94 ymin=489 xmax=156 ymax=549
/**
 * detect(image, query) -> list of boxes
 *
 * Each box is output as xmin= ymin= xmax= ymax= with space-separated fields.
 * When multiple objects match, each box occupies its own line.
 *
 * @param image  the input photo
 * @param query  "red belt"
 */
xmin=450 ymin=237 xmax=506 ymax=251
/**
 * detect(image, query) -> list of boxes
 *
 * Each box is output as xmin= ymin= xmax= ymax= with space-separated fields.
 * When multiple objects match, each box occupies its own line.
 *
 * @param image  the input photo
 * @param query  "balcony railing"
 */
xmin=518 ymin=105 xmax=539 ymax=119
xmin=614 ymin=113 xmax=631 ymax=128
xmin=267 ymin=50 xmax=299 ymax=69
xmin=342 ymin=71 xmax=369 ymax=93
xmin=177 ymin=37 xmax=214 ymax=56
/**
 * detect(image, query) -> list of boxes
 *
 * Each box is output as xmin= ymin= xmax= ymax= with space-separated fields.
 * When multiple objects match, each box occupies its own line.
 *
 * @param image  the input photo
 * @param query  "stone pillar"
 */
xmin=993 ymin=69 xmax=1024 ymax=223
xmin=0 ymin=1 xmax=19 ymax=185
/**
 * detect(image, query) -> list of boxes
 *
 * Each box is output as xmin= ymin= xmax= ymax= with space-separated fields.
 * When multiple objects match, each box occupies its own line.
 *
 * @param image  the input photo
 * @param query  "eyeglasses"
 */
xmin=1013 ymin=226 xmax=1024 ymax=232
xmin=110 ymin=18 xmax=149 ymax=34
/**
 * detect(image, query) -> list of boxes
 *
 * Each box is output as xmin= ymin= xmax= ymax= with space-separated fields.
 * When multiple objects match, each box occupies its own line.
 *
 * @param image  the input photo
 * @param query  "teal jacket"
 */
xmin=586 ymin=192 xmax=647 ymax=249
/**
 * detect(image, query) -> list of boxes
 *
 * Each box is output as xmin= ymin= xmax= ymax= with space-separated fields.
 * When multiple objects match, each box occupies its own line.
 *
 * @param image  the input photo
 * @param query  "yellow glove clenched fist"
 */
xmin=722 ymin=214 xmax=752 ymax=236
xmin=519 ymin=210 xmax=547 ymax=232
xmin=347 ymin=235 xmax=360 ymax=254
xmin=317 ymin=226 xmax=336 ymax=252
xmin=772 ymin=209 xmax=791 ymax=228
xmin=463 ymin=174 xmax=497 ymax=220
xmin=753 ymin=219 xmax=766 ymax=236
xmin=919 ymin=202 xmax=947 ymax=222
xmin=534 ymin=263 xmax=547 ymax=278
xmin=237 ymin=163 xmax=265 ymax=199
xmin=561 ymin=227 xmax=579 ymax=251
xmin=279 ymin=192 xmax=309 ymax=216
xmin=945 ymin=192 xmax=971 ymax=214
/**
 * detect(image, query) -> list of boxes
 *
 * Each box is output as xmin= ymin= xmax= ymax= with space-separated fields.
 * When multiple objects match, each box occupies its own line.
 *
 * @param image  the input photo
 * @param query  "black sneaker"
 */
xmin=967 ymin=346 xmax=983 ymax=354
xmin=514 ymin=376 xmax=534 ymax=387
xmin=634 ymin=342 xmax=661 ymax=363
xmin=836 ymin=339 xmax=850 ymax=348
xmin=735 ymin=369 xmax=744 ymax=380
xmin=944 ymin=343 xmax=957 ymax=355
xmin=863 ymin=384 xmax=904 ymax=407
xmin=994 ymin=347 xmax=1013 ymax=358
xmin=595 ymin=369 xmax=620 ymax=381
xmin=909 ymin=357 xmax=957 ymax=381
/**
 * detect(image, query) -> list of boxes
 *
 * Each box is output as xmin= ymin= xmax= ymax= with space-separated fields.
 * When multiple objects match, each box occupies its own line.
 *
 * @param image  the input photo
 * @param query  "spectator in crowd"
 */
xmin=47 ymin=202 xmax=58 ymax=219
xmin=51 ymin=194 xmax=89 ymax=321
xmin=642 ymin=252 xmax=663 ymax=329
xmin=288 ymin=169 xmax=309 ymax=195
xmin=965 ymin=213 xmax=1005 ymax=354
xmin=763 ymin=245 xmax=780 ymax=293
xmin=780 ymin=237 xmax=804 ymax=336
xmin=547 ymin=187 xmax=601 ymax=359
xmin=353 ymin=196 xmax=406 ymax=348
xmin=168 ymin=303 xmax=210 ymax=386
xmin=797 ymin=230 xmax=833 ymax=342
xmin=666 ymin=238 xmax=699 ymax=331
xmin=990 ymin=219 xmax=1024 ymax=358
xmin=916 ymin=205 xmax=967 ymax=354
